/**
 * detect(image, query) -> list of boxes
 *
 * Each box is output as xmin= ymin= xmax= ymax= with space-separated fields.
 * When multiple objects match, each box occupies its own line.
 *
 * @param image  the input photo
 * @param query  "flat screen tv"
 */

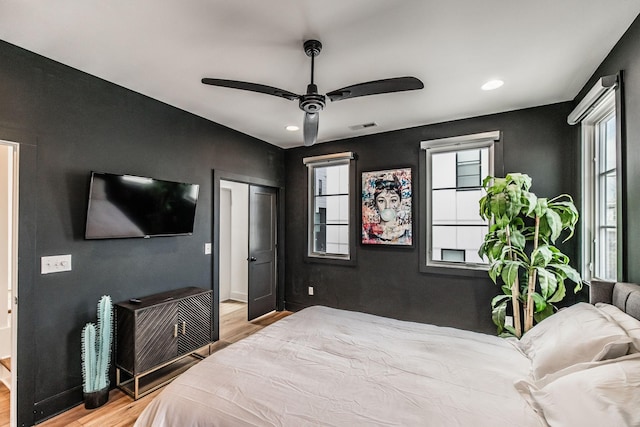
xmin=85 ymin=172 xmax=199 ymax=239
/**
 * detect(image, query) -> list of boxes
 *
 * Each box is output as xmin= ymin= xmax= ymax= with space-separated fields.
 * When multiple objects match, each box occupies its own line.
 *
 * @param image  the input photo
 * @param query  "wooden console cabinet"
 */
xmin=115 ymin=287 xmax=213 ymax=399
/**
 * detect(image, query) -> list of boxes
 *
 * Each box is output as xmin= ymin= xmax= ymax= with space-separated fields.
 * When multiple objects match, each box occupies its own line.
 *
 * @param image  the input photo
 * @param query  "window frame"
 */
xmin=303 ymin=152 xmax=356 ymax=265
xmin=419 ymin=131 xmax=502 ymax=275
xmin=580 ymin=91 xmax=619 ymax=282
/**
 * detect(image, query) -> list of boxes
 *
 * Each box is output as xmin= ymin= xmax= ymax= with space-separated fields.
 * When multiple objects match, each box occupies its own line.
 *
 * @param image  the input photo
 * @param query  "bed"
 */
xmin=135 ymin=280 xmax=640 ymax=426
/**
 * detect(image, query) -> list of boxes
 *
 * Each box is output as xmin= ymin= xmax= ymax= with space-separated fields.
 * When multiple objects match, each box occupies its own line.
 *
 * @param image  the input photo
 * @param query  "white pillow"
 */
xmin=516 ymin=356 xmax=640 ymax=427
xmin=596 ymin=302 xmax=640 ymax=353
xmin=518 ymin=302 xmax=631 ymax=380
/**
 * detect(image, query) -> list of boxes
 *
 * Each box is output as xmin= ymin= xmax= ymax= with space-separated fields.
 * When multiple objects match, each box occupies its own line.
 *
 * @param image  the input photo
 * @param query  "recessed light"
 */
xmin=482 ymin=80 xmax=504 ymax=91
xmin=285 ymin=125 xmax=299 ymax=132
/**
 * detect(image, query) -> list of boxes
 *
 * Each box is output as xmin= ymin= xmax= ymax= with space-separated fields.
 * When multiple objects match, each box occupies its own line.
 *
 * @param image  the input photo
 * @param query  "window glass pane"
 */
xmin=313 ymin=224 xmax=326 ymax=253
xmin=457 ymin=175 xmax=480 ymax=188
xmin=605 ymin=172 xmax=616 ymax=226
xmin=456 ymin=225 xmax=488 ymax=252
xmin=457 ymin=150 xmax=480 ymax=162
xmin=314 ymin=164 xmax=348 ymax=196
xmin=431 ymin=189 xmax=456 ymax=222
xmin=429 ymin=146 xmax=489 ymax=265
xmin=321 ymin=195 xmax=349 ymax=224
xmin=325 ymin=225 xmax=349 ymax=255
xmin=599 ymin=228 xmax=616 ymax=281
xmin=442 ymin=249 xmax=465 ymax=262
xmin=605 ymin=116 xmax=616 ymax=171
xmin=431 ymin=152 xmax=456 ymax=189
xmin=455 ymin=190 xmax=485 ymax=222
xmin=308 ymin=156 xmax=351 ymax=259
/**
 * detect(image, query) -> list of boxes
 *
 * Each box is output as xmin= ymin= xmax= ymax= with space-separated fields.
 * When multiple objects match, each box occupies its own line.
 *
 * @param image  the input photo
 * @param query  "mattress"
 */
xmin=135 ymin=306 xmax=543 ymax=426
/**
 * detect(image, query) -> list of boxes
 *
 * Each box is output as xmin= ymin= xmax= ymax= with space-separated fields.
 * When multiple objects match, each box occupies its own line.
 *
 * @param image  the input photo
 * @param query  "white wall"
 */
xmin=219 ymin=188 xmax=232 ymax=301
xmin=220 ymin=181 xmax=248 ymax=302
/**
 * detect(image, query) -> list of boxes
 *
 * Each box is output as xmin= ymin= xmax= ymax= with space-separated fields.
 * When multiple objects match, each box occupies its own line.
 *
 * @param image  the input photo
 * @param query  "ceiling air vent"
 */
xmin=349 ymin=122 xmax=378 ymax=131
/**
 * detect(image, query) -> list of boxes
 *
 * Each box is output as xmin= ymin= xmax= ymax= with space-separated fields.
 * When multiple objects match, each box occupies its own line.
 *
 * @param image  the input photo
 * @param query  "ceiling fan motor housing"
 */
xmin=304 ymin=39 xmax=322 ymax=57
xmin=299 ymin=84 xmax=326 ymax=113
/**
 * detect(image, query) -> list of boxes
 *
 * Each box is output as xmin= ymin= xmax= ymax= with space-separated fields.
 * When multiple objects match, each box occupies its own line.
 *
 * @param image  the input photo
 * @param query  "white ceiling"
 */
xmin=1 ymin=1 xmax=639 ymax=149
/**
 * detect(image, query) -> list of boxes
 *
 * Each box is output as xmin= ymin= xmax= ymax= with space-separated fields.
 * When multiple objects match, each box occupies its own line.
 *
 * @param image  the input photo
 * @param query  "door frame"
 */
xmin=211 ymin=170 xmax=284 ymax=341
xmin=0 ymin=140 xmax=18 ymax=427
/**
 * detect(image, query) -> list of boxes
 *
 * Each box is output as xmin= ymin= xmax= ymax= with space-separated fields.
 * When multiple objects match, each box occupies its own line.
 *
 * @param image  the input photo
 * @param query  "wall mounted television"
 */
xmin=85 ymin=172 xmax=199 ymax=239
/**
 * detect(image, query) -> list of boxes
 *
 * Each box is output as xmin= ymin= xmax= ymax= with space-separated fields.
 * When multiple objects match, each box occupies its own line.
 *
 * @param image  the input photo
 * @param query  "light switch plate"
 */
xmin=41 ymin=254 xmax=72 ymax=274
xmin=204 ymin=243 xmax=212 ymax=255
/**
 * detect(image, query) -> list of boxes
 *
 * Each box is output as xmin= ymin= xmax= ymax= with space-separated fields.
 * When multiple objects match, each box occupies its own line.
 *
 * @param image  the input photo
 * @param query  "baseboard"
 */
xmin=283 ymin=301 xmax=309 ymax=312
xmin=229 ymin=292 xmax=247 ymax=302
xmin=33 ymin=385 xmax=84 ymax=424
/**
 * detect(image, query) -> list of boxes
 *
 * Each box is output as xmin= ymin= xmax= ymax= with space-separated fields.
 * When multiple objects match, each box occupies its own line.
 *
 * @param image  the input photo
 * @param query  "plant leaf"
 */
xmin=501 ymin=261 xmax=520 ymax=288
xmin=531 ymin=292 xmax=548 ymax=313
xmin=510 ymin=229 xmax=526 ymax=250
xmin=534 ymin=304 xmax=555 ymax=323
xmin=492 ymin=301 xmax=507 ymax=334
xmin=532 ymin=245 xmax=553 ymax=267
xmin=545 ymin=209 xmax=563 ymax=242
xmin=550 ymin=263 xmax=581 ymax=284
xmin=523 ymin=191 xmax=538 ymax=216
xmin=492 ymin=294 xmax=512 ymax=307
xmin=548 ymin=279 xmax=567 ymax=303
xmin=537 ymin=267 xmax=558 ymax=299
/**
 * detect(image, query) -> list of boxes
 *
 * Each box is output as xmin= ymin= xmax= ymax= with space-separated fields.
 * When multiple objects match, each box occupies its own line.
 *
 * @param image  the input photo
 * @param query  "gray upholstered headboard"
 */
xmin=590 ymin=279 xmax=640 ymax=321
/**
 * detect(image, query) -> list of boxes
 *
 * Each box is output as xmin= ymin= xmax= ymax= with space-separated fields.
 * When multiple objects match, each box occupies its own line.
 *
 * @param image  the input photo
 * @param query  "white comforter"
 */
xmin=135 ymin=306 xmax=543 ymax=427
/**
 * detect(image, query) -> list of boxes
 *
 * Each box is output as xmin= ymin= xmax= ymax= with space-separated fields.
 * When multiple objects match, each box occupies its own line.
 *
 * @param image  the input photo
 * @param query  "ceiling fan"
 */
xmin=202 ymin=40 xmax=424 ymax=146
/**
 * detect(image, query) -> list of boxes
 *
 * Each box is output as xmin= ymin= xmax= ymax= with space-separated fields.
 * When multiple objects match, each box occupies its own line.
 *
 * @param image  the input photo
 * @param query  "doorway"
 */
xmin=219 ymin=181 xmax=249 ymax=341
xmin=0 ymin=140 xmax=18 ymax=427
xmin=217 ymin=179 xmax=278 ymax=342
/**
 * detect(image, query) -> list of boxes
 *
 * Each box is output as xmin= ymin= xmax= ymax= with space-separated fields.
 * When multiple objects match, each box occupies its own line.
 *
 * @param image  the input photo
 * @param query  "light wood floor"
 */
xmin=0 ymin=383 xmax=9 ymax=427
xmin=30 ymin=302 xmax=292 ymax=426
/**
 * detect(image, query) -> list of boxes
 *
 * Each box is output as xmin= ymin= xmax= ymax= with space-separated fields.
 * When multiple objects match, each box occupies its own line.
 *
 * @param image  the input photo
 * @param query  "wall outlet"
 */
xmin=308 ymin=286 xmax=314 ymax=296
xmin=41 ymin=254 xmax=72 ymax=274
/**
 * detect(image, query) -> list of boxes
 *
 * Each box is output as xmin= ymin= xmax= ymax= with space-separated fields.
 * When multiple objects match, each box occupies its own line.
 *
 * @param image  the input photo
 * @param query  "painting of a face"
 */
xmin=376 ymin=189 xmax=400 ymax=212
xmin=362 ymin=168 xmax=412 ymax=246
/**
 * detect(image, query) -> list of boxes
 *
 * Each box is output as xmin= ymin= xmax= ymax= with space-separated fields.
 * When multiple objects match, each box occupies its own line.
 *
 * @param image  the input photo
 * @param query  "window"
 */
xmin=579 ymin=89 xmax=618 ymax=281
xmin=420 ymin=131 xmax=500 ymax=270
xmin=304 ymin=152 xmax=354 ymax=261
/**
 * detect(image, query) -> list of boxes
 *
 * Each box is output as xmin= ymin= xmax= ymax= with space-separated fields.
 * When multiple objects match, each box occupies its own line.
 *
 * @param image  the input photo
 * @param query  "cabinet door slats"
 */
xmin=178 ymin=292 xmax=213 ymax=354
xmin=115 ymin=287 xmax=213 ymax=376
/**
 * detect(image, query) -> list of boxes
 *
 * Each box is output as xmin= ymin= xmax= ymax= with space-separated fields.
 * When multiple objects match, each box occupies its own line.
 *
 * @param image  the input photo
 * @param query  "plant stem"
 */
xmin=525 ymin=216 xmax=540 ymax=332
xmin=505 ymin=224 xmax=522 ymax=338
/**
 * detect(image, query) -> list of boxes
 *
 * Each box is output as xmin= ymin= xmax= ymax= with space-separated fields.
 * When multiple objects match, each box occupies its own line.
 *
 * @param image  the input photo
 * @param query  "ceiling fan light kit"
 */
xmin=202 ymin=39 xmax=424 ymax=146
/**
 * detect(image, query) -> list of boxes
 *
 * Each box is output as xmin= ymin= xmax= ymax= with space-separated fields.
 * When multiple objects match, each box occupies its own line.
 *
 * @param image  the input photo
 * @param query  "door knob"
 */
xmin=249 ymin=256 xmax=257 ymax=262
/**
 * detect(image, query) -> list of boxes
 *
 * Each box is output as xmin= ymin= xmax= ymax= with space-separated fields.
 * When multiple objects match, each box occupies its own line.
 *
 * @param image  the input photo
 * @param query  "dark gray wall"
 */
xmin=3 ymin=12 xmax=639 ymax=426
xmin=574 ymin=14 xmax=640 ymax=283
xmin=0 ymin=40 xmax=284 ymax=425
xmin=284 ymin=102 xmax=579 ymax=334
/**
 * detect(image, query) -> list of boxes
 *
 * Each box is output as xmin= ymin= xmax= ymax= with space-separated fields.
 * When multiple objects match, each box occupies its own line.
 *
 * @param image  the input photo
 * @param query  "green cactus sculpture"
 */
xmin=81 ymin=295 xmax=113 ymax=394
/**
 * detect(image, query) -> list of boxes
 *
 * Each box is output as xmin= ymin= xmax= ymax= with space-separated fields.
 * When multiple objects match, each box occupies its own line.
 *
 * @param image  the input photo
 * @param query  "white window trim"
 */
xmin=580 ymin=91 xmax=616 ymax=282
xmin=304 ymin=152 xmax=354 ymax=261
xmin=421 ymin=131 xmax=500 ymax=270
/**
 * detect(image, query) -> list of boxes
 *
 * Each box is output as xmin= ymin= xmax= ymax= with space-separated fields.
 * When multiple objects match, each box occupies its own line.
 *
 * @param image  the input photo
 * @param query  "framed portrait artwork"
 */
xmin=361 ymin=167 xmax=412 ymax=246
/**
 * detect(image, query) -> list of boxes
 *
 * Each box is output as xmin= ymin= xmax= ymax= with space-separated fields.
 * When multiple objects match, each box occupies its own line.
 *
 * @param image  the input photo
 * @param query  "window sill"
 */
xmin=304 ymin=253 xmax=356 ymax=266
xmin=420 ymin=263 xmax=489 ymax=278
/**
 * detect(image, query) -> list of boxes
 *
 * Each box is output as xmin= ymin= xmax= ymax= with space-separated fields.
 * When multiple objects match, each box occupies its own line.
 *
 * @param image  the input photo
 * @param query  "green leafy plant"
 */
xmin=478 ymin=173 xmax=582 ymax=338
xmin=81 ymin=295 xmax=113 ymax=393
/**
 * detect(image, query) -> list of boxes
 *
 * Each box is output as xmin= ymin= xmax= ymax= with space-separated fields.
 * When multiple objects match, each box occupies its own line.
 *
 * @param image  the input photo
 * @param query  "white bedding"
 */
xmin=135 ymin=306 xmax=544 ymax=427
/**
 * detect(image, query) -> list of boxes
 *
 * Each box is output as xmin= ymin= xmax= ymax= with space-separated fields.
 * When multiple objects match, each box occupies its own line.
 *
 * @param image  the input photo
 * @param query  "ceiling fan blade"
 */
xmin=326 ymin=76 xmax=424 ymax=102
xmin=303 ymin=112 xmax=319 ymax=147
xmin=201 ymin=78 xmax=300 ymax=101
